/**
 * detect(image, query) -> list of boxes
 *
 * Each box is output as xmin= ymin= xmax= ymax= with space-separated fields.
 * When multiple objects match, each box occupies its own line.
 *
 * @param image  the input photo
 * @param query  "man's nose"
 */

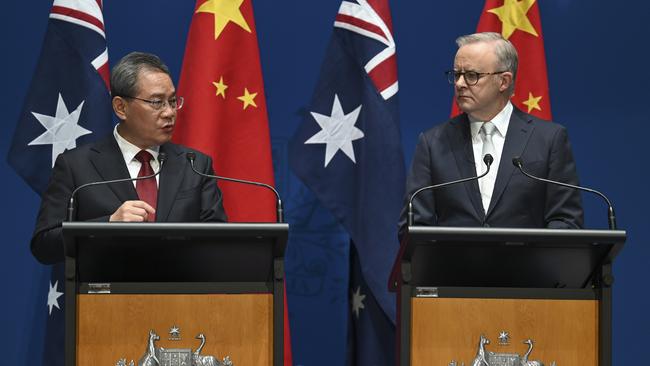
xmin=455 ymin=74 xmax=467 ymax=88
xmin=160 ymin=103 xmax=176 ymax=116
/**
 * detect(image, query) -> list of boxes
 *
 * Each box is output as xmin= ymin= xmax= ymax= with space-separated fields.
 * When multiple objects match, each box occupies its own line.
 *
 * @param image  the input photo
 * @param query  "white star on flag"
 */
xmin=28 ymin=93 xmax=92 ymax=167
xmin=305 ymin=94 xmax=364 ymax=167
xmin=351 ymin=285 xmax=366 ymax=318
xmin=47 ymin=280 xmax=63 ymax=315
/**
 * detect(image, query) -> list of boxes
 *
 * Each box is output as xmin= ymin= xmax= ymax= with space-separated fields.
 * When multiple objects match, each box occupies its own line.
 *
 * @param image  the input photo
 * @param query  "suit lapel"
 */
xmin=89 ymin=136 xmax=138 ymax=203
xmin=448 ymin=114 xmax=485 ymax=220
xmin=156 ymin=143 xmax=186 ymax=222
xmin=486 ymin=108 xmax=534 ymax=216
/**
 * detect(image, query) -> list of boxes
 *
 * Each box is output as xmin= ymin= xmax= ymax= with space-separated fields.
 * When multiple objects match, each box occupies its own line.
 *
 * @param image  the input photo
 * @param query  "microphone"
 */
xmin=408 ymin=154 xmax=493 ymax=226
xmin=512 ymin=156 xmax=616 ymax=230
xmin=66 ymin=152 xmax=167 ymax=222
xmin=185 ymin=152 xmax=284 ymax=223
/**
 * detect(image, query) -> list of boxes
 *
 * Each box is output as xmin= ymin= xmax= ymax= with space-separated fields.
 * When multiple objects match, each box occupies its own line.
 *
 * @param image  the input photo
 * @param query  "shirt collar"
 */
xmin=469 ymin=101 xmax=513 ymax=140
xmin=113 ymin=124 xmax=159 ymax=163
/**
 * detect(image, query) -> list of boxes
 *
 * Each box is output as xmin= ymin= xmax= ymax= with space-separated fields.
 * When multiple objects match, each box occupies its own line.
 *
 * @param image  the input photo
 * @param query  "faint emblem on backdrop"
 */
xmin=448 ymin=334 xmax=556 ymax=366
xmin=284 ymin=183 xmax=348 ymax=299
xmin=274 ymin=138 xmax=349 ymax=301
xmin=116 ymin=329 xmax=234 ymax=366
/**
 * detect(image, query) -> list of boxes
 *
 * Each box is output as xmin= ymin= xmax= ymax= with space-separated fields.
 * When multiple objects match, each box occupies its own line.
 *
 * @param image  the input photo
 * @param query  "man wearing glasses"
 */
xmin=399 ymin=32 xmax=583 ymax=237
xmin=31 ymin=52 xmax=227 ymax=264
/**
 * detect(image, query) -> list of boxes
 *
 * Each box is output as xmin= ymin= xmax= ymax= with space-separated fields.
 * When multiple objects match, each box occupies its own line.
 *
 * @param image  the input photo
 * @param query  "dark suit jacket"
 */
xmin=398 ymin=107 xmax=583 ymax=238
xmin=31 ymin=135 xmax=227 ymax=264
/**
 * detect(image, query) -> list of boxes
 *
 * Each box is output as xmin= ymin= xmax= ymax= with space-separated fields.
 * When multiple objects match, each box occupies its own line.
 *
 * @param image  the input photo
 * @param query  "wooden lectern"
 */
xmin=63 ymin=222 xmax=288 ymax=366
xmin=394 ymin=226 xmax=625 ymax=366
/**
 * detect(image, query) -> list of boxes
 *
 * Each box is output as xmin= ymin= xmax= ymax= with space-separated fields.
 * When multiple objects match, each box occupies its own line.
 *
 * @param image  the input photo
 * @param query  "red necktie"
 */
xmin=134 ymin=150 xmax=157 ymax=222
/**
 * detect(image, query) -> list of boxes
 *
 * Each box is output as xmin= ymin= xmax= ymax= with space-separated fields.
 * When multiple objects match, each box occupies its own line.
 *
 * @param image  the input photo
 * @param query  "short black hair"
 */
xmin=110 ymin=52 xmax=171 ymax=97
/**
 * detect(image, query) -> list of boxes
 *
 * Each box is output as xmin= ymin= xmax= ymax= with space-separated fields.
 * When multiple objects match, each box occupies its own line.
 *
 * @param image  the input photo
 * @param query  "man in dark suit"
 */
xmin=399 ymin=32 xmax=583 ymax=237
xmin=31 ymin=52 xmax=227 ymax=264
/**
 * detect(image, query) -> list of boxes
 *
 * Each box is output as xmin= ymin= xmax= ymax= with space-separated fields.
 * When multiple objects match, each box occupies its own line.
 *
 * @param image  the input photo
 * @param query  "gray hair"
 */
xmin=456 ymin=32 xmax=518 ymax=94
xmin=110 ymin=52 xmax=171 ymax=97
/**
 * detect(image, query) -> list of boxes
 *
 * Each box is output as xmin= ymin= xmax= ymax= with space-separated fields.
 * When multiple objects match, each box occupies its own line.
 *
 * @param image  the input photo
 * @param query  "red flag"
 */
xmin=175 ymin=1 xmax=292 ymax=365
xmin=175 ymin=0 xmax=276 ymax=223
xmin=452 ymin=0 xmax=552 ymax=120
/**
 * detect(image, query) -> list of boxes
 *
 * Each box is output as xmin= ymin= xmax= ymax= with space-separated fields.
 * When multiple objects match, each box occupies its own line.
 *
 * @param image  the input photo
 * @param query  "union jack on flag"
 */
xmin=334 ymin=0 xmax=398 ymax=100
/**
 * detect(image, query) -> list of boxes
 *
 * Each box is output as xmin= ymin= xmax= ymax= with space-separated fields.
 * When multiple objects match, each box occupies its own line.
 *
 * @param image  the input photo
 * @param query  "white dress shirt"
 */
xmin=113 ymin=125 xmax=160 ymax=187
xmin=469 ymin=101 xmax=513 ymax=211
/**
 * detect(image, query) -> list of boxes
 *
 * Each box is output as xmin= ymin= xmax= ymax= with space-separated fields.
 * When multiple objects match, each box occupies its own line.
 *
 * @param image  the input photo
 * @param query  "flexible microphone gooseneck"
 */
xmin=66 ymin=152 xmax=167 ymax=222
xmin=512 ymin=156 xmax=616 ymax=230
xmin=407 ymin=154 xmax=494 ymax=226
xmin=185 ymin=152 xmax=284 ymax=223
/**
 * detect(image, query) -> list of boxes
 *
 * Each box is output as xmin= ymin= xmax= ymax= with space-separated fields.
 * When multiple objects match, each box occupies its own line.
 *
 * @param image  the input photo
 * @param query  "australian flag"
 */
xmin=289 ymin=0 xmax=405 ymax=364
xmin=7 ymin=1 xmax=113 ymax=365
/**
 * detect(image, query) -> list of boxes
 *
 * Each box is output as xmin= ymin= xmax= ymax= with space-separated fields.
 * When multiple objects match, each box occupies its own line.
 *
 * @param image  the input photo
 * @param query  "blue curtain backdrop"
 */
xmin=1 ymin=1 xmax=648 ymax=365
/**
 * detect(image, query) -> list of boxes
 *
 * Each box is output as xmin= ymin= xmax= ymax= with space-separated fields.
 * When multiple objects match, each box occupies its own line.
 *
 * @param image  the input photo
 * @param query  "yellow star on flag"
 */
xmin=522 ymin=92 xmax=543 ymax=113
xmin=237 ymin=88 xmax=258 ymax=109
xmin=196 ymin=0 xmax=251 ymax=40
xmin=212 ymin=77 xmax=228 ymax=98
xmin=488 ymin=0 xmax=539 ymax=39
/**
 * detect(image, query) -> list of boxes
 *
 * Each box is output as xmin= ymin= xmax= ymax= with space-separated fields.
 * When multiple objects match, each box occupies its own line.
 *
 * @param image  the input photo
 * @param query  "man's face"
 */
xmin=116 ymin=70 xmax=177 ymax=149
xmin=453 ymin=42 xmax=509 ymax=120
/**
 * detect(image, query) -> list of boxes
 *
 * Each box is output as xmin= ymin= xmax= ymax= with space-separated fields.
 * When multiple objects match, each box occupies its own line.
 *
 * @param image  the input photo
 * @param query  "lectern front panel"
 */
xmin=410 ymin=297 xmax=598 ymax=366
xmin=76 ymin=294 xmax=272 ymax=365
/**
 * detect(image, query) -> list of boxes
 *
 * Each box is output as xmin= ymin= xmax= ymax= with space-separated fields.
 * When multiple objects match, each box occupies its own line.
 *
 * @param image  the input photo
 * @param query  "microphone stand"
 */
xmin=186 ymin=152 xmax=284 ymax=223
xmin=408 ymin=154 xmax=493 ymax=226
xmin=512 ymin=157 xmax=616 ymax=230
xmin=67 ymin=153 xmax=167 ymax=222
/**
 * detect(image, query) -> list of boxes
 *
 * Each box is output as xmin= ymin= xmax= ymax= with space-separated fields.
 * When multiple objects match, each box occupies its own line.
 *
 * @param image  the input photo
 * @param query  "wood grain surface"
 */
xmin=76 ymin=294 xmax=272 ymax=365
xmin=410 ymin=297 xmax=598 ymax=366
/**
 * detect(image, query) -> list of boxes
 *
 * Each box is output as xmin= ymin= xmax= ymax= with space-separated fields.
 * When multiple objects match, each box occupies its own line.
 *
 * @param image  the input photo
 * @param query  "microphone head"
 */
xmin=512 ymin=156 xmax=523 ymax=168
xmin=186 ymin=151 xmax=196 ymax=162
xmin=483 ymin=154 xmax=494 ymax=166
xmin=158 ymin=152 xmax=167 ymax=164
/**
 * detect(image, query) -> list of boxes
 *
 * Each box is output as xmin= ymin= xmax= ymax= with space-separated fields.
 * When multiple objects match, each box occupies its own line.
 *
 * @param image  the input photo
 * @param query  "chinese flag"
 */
xmin=453 ymin=0 xmax=552 ymax=120
xmin=174 ymin=0 xmax=276 ymax=222
xmin=175 ymin=1 xmax=291 ymax=364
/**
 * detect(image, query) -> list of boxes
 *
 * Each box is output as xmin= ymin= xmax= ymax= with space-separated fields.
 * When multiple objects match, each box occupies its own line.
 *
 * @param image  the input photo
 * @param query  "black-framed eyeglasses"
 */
xmin=445 ymin=70 xmax=507 ymax=86
xmin=123 ymin=95 xmax=184 ymax=110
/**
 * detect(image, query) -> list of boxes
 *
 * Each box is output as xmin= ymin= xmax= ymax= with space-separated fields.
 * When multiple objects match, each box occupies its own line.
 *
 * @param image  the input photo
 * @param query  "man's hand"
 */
xmin=109 ymin=200 xmax=156 ymax=222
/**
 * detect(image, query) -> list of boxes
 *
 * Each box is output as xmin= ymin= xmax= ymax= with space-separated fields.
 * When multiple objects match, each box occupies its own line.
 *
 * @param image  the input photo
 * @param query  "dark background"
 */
xmin=1 ymin=1 xmax=647 ymax=365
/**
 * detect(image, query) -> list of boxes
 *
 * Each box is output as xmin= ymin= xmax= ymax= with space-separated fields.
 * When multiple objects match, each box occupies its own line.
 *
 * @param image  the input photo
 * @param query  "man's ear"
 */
xmin=500 ymin=72 xmax=513 ymax=93
xmin=112 ymin=96 xmax=128 ymax=121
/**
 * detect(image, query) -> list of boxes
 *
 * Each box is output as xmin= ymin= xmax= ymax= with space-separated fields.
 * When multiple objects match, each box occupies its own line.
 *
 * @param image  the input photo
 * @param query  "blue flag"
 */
xmin=7 ymin=1 xmax=113 ymax=364
xmin=8 ymin=0 xmax=113 ymax=195
xmin=289 ymin=0 xmax=405 ymax=363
